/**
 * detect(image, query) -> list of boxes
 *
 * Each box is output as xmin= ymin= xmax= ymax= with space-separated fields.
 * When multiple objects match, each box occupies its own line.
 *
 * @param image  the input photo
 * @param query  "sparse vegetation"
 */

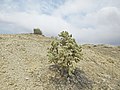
xmin=0 ymin=37 xmax=2 ymax=39
xmin=118 ymin=46 xmax=120 ymax=48
xmin=34 ymin=28 xmax=42 ymax=35
xmin=47 ymin=31 xmax=83 ymax=77
xmin=0 ymin=34 xmax=120 ymax=90
xmin=93 ymin=45 xmax=97 ymax=47
xmin=50 ymin=36 xmax=58 ymax=40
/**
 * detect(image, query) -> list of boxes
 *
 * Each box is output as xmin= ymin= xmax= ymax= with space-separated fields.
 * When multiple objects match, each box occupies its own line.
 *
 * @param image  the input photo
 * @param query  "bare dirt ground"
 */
xmin=0 ymin=34 xmax=120 ymax=90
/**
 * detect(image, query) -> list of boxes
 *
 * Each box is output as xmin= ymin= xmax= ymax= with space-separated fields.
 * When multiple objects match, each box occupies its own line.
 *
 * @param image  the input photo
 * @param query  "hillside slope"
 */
xmin=0 ymin=34 xmax=120 ymax=90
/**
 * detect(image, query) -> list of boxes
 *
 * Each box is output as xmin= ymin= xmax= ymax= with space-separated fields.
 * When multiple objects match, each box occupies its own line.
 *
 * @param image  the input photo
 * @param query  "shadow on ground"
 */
xmin=49 ymin=65 xmax=93 ymax=90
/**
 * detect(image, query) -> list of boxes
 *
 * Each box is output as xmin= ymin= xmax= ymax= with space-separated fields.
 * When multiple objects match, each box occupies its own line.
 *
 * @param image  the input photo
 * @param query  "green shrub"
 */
xmin=47 ymin=31 xmax=83 ymax=77
xmin=117 ymin=46 xmax=120 ymax=48
xmin=0 ymin=37 xmax=2 ymax=39
xmin=34 ymin=28 xmax=42 ymax=35
xmin=51 ymin=36 xmax=58 ymax=40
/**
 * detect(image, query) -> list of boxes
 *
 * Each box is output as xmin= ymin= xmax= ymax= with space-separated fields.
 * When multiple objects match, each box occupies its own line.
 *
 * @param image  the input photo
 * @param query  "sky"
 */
xmin=0 ymin=0 xmax=120 ymax=45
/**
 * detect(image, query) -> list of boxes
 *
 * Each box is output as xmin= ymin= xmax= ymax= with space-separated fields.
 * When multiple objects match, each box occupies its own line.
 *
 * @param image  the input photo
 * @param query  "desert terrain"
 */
xmin=0 ymin=34 xmax=120 ymax=90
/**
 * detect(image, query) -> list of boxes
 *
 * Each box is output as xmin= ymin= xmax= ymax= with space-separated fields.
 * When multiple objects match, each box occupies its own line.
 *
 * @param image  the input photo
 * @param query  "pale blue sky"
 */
xmin=0 ymin=0 xmax=120 ymax=45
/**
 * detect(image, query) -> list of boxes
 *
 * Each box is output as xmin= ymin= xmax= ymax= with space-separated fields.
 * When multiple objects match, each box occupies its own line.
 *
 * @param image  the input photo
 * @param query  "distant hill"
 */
xmin=0 ymin=34 xmax=120 ymax=90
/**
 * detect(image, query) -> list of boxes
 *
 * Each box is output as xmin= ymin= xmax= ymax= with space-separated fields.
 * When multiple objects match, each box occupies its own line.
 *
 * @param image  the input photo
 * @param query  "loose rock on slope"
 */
xmin=0 ymin=34 xmax=120 ymax=90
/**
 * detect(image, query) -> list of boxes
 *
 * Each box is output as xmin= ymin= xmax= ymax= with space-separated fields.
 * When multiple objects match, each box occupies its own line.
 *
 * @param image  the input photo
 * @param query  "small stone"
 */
xmin=9 ymin=82 xmax=14 ymax=85
xmin=1 ymin=70 xmax=6 ymax=73
xmin=25 ymin=77 xmax=29 ymax=80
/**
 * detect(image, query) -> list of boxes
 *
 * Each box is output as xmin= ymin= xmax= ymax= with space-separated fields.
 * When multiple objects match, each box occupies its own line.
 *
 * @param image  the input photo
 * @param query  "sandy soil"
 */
xmin=0 ymin=34 xmax=120 ymax=90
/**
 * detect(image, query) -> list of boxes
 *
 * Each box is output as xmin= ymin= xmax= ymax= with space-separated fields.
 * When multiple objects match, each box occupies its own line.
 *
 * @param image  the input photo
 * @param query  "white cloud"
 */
xmin=0 ymin=12 xmax=74 ymax=36
xmin=74 ymin=7 xmax=120 ymax=45
xmin=0 ymin=0 xmax=120 ymax=45
xmin=53 ymin=0 xmax=95 ymax=17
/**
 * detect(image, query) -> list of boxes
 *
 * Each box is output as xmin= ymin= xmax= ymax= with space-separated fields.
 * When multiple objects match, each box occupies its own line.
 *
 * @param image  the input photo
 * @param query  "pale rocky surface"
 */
xmin=0 ymin=34 xmax=120 ymax=90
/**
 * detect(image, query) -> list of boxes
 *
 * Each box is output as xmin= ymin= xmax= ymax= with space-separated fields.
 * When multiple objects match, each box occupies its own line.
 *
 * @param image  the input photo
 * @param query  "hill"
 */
xmin=0 ymin=34 xmax=120 ymax=90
